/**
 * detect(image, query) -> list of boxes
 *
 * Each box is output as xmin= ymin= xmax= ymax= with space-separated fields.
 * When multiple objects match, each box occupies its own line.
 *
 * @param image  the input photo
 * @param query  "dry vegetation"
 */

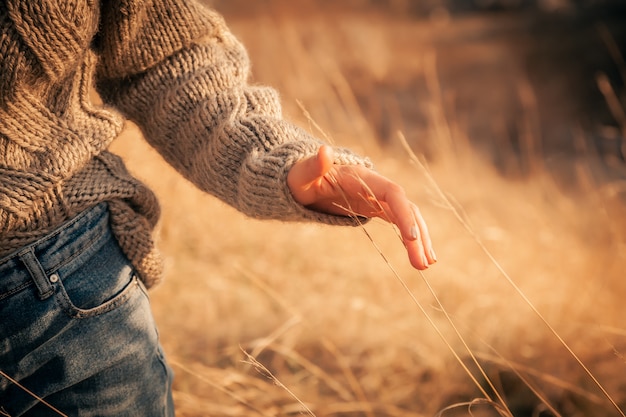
xmin=110 ymin=2 xmax=626 ymax=416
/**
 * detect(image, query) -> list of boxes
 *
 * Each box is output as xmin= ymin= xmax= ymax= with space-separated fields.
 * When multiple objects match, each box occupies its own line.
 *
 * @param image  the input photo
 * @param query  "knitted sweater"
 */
xmin=0 ymin=0 xmax=370 ymax=287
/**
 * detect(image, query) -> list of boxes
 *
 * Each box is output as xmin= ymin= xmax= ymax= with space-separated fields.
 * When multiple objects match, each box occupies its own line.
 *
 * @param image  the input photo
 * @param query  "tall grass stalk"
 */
xmin=398 ymin=131 xmax=626 ymax=417
xmin=0 ymin=370 xmax=68 ymax=417
xmin=242 ymin=349 xmax=317 ymax=417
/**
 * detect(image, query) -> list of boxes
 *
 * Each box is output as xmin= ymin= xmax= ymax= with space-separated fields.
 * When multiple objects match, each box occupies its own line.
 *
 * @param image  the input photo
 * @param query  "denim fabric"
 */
xmin=0 ymin=203 xmax=174 ymax=416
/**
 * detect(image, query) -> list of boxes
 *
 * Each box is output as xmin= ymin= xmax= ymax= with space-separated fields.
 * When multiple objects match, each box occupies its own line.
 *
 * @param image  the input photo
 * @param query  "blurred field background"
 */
xmin=110 ymin=1 xmax=626 ymax=416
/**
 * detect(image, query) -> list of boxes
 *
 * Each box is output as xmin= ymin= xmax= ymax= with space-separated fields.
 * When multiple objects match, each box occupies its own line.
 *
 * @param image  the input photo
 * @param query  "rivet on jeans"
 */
xmin=49 ymin=273 xmax=59 ymax=283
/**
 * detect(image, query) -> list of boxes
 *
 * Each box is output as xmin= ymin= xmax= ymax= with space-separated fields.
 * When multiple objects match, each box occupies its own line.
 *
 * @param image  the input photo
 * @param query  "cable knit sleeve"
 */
xmin=95 ymin=0 xmax=371 ymax=225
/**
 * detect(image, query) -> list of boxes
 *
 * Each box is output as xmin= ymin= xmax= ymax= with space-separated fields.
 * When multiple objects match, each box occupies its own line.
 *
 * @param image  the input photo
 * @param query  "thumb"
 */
xmin=288 ymin=145 xmax=335 ymax=204
xmin=294 ymin=145 xmax=334 ymax=187
xmin=311 ymin=145 xmax=335 ymax=183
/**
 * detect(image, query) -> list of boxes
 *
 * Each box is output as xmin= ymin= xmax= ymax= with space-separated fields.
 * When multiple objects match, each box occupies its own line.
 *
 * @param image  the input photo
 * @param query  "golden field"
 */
xmin=111 ymin=2 xmax=626 ymax=416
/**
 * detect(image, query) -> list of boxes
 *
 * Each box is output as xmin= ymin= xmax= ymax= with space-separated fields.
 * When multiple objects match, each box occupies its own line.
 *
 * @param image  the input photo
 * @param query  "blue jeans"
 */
xmin=0 ymin=203 xmax=174 ymax=416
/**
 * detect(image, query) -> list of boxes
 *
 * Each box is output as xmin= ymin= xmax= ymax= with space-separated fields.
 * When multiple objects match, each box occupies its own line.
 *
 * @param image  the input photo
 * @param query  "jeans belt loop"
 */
xmin=19 ymin=248 xmax=54 ymax=300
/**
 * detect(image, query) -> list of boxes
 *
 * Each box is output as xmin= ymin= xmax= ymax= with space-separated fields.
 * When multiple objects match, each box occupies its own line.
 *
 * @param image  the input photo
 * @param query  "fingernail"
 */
xmin=410 ymin=225 xmax=418 ymax=240
xmin=430 ymin=248 xmax=438 ymax=262
xmin=422 ymin=255 xmax=429 ymax=267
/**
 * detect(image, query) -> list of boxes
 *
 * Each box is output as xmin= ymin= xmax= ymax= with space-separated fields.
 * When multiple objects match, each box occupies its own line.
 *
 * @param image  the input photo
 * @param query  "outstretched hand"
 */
xmin=287 ymin=145 xmax=436 ymax=270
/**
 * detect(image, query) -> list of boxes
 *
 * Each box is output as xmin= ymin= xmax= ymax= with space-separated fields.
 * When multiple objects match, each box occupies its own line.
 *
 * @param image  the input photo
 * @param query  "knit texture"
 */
xmin=0 ymin=0 xmax=371 ymax=287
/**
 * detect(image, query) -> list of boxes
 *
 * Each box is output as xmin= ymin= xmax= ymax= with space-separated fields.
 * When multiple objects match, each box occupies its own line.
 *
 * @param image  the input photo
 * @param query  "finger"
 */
xmin=412 ymin=205 xmax=436 ymax=264
xmin=395 ymin=202 xmax=428 ymax=269
xmin=372 ymin=200 xmax=431 ymax=270
xmin=288 ymin=145 xmax=335 ymax=206
xmin=381 ymin=186 xmax=422 ymax=241
xmin=404 ymin=237 xmax=430 ymax=270
xmin=303 ymin=145 xmax=334 ymax=187
xmin=356 ymin=178 xmax=436 ymax=268
xmin=316 ymin=145 xmax=335 ymax=177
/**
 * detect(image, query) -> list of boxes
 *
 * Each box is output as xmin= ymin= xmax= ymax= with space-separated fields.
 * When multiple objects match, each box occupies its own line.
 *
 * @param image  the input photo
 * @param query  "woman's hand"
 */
xmin=287 ymin=145 xmax=436 ymax=270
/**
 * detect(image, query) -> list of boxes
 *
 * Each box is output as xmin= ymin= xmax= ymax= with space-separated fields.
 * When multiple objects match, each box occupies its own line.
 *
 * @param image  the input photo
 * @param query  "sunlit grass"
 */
xmin=108 ymin=4 xmax=626 ymax=416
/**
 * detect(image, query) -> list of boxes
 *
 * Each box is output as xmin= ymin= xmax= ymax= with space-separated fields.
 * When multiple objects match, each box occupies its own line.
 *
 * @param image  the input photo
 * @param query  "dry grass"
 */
xmin=109 ymin=4 xmax=626 ymax=416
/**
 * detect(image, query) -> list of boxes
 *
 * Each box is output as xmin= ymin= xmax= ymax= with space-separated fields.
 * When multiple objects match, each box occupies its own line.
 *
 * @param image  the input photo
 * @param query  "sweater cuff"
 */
xmin=234 ymin=130 xmax=373 ymax=227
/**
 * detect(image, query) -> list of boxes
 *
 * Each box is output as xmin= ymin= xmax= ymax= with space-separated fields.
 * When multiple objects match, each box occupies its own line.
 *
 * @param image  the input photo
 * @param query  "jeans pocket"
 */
xmin=52 ymin=230 xmax=146 ymax=319
xmin=55 ymin=270 xmax=142 ymax=319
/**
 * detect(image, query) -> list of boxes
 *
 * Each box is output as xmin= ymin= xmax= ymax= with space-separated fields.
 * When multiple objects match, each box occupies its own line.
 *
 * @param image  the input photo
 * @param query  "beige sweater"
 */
xmin=0 ymin=0 xmax=370 ymax=287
